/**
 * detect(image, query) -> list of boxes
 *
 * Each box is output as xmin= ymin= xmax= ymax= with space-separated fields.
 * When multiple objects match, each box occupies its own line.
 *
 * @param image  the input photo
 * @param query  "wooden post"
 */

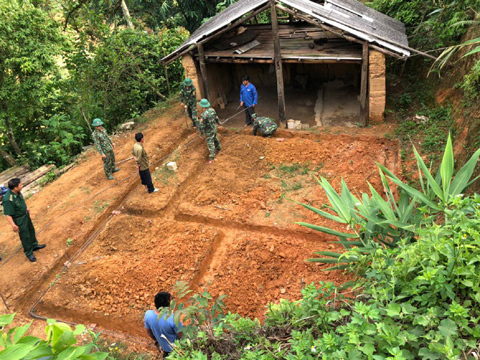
xmin=360 ymin=42 xmax=369 ymax=126
xmin=270 ymin=0 xmax=286 ymax=124
xmin=197 ymin=43 xmax=210 ymax=99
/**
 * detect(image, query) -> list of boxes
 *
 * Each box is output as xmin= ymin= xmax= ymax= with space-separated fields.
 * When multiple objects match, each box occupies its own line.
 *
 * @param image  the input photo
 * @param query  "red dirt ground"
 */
xmin=0 ymin=105 xmax=399 ymax=350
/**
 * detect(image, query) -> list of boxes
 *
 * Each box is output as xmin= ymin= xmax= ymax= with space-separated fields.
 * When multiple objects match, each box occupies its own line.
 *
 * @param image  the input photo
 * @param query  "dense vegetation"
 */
xmin=0 ymin=0 xmax=191 ymax=172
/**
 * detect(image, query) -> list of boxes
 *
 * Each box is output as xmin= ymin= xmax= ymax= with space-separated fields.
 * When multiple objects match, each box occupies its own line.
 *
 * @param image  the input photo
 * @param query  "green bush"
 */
xmin=461 ymin=59 xmax=480 ymax=100
xmin=68 ymin=27 xmax=188 ymax=129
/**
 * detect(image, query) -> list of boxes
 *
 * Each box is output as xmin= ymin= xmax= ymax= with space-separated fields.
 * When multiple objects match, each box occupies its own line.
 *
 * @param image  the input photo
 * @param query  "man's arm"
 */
xmin=240 ymin=85 xmax=244 ymax=105
xmin=253 ymin=123 xmax=258 ymax=136
xmin=177 ymin=331 xmax=183 ymax=339
xmin=5 ymin=215 xmax=19 ymax=232
xmin=132 ymin=147 xmax=142 ymax=167
xmin=252 ymin=85 xmax=258 ymax=106
xmin=92 ymin=134 xmax=105 ymax=157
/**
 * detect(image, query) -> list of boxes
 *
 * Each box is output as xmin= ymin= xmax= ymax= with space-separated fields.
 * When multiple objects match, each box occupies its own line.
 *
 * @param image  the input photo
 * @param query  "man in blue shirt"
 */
xmin=239 ymin=75 xmax=258 ymax=126
xmin=145 ymin=292 xmax=183 ymax=357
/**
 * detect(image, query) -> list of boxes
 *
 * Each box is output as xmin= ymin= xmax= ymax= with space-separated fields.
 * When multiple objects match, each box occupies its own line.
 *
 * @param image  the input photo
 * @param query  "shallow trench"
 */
xmin=22 ymin=129 xmax=398 ymax=347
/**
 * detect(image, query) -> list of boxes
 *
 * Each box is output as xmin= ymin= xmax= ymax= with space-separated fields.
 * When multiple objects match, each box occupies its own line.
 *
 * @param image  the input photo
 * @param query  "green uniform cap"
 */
xmin=184 ymin=78 xmax=193 ymax=86
xmin=199 ymin=99 xmax=211 ymax=108
xmin=252 ymin=113 xmax=258 ymax=119
xmin=92 ymin=118 xmax=104 ymax=127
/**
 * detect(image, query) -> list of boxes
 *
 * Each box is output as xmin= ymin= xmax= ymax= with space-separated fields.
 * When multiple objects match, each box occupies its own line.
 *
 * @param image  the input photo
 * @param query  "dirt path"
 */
xmin=0 ymin=106 xmax=400 ymax=349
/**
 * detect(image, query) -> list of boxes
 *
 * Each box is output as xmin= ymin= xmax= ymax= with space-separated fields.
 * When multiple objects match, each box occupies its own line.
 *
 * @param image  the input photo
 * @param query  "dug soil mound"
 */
xmin=0 ymin=106 xmax=399 ymax=346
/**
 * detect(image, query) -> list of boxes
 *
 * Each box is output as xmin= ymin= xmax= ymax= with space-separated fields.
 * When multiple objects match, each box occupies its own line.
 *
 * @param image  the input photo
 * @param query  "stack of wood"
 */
xmin=0 ymin=164 xmax=58 ymax=210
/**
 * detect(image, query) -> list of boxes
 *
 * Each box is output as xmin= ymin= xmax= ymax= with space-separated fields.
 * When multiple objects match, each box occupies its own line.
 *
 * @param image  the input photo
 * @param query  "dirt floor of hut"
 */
xmin=216 ymin=82 xmax=361 ymax=128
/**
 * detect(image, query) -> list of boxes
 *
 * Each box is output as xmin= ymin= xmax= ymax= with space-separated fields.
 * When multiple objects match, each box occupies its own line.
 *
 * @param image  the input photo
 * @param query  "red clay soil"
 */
xmin=0 ymin=105 xmax=400 ymax=347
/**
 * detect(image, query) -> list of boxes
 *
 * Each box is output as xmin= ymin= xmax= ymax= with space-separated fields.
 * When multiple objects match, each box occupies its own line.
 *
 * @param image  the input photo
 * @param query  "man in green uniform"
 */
xmin=3 ymin=178 xmax=46 ymax=262
xmin=252 ymin=113 xmax=278 ymax=137
xmin=91 ymin=118 xmax=120 ymax=180
xmin=180 ymin=78 xmax=198 ymax=128
xmin=199 ymin=99 xmax=221 ymax=164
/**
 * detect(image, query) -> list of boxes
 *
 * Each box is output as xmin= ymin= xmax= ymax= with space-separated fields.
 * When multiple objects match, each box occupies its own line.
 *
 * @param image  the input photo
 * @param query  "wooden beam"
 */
xmin=163 ymin=4 xmax=271 ymax=65
xmin=197 ymin=43 xmax=210 ymax=99
xmin=360 ymin=42 xmax=369 ymax=126
xmin=271 ymin=1 xmax=286 ymax=123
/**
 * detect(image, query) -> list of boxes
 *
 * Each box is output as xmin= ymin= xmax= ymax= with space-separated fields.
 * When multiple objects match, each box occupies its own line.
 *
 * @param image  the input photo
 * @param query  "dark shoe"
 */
xmin=107 ymin=175 xmax=115 ymax=180
xmin=113 ymin=168 xmax=120 ymax=173
xmin=33 ymin=244 xmax=46 ymax=251
xmin=27 ymin=255 xmax=37 ymax=262
xmin=148 ymin=188 xmax=159 ymax=193
xmin=216 ymin=148 xmax=221 ymax=153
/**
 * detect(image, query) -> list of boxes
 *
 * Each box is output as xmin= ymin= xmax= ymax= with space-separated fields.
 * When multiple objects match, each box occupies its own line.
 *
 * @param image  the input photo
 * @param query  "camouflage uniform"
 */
xmin=200 ymin=108 xmax=221 ymax=160
xmin=92 ymin=128 xmax=116 ymax=178
xmin=180 ymin=84 xmax=198 ymax=127
xmin=253 ymin=117 xmax=278 ymax=137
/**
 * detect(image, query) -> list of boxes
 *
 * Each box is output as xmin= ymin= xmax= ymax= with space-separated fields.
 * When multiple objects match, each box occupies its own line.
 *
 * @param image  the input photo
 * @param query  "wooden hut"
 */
xmin=162 ymin=0 xmax=417 ymax=126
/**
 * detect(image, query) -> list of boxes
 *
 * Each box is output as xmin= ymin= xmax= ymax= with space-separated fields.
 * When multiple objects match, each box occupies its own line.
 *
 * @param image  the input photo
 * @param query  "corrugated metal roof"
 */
xmin=162 ymin=0 xmax=410 ymax=64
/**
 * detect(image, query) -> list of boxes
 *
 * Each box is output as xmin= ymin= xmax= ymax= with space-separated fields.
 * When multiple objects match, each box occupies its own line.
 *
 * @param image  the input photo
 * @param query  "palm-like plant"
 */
xmin=296 ymin=134 xmax=480 ymax=270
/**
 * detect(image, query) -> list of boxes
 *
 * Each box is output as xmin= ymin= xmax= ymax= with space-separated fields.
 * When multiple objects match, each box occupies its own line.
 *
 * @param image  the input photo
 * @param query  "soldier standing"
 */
xmin=180 ymin=78 xmax=198 ymax=128
xmin=199 ymin=99 xmax=221 ymax=164
xmin=91 ymin=118 xmax=119 ymax=180
xmin=252 ymin=113 xmax=278 ymax=137
xmin=3 ymin=178 xmax=46 ymax=262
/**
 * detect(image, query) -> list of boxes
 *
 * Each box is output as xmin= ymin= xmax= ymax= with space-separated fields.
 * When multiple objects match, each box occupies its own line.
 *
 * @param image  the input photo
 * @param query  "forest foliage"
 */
xmin=1 ymin=0 xmax=480 ymax=172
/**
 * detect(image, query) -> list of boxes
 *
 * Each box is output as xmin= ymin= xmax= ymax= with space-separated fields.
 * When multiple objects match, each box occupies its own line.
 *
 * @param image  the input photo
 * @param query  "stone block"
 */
xmin=167 ymin=162 xmax=178 ymax=171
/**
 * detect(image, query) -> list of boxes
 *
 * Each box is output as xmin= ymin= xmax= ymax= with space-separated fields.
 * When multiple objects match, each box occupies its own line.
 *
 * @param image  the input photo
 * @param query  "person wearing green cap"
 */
xmin=180 ymin=78 xmax=198 ymax=128
xmin=91 ymin=118 xmax=119 ymax=180
xmin=199 ymin=99 xmax=221 ymax=164
xmin=252 ymin=113 xmax=278 ymax=137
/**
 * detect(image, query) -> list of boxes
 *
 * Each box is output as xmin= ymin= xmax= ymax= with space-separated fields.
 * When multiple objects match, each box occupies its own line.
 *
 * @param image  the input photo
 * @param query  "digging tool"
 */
xmin=116 ymin=157 xmax=134 ymax=165
xmin=160 ymin=334 xmax=185 ymax=356
xmin=220 ymin=105 xmax=254 ymax=125
xmin=184 ymin=106 xmax=189 ymax=129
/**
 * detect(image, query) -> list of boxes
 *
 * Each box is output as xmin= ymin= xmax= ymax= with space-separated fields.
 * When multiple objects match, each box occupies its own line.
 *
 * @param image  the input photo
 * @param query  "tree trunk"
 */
xmin=0 ymin=147 xmax=16 ymax=167
xmin=120 ymin=0 xmax=134 ymax=29
xmin=5 ymin=118 xmax=22 ymax=155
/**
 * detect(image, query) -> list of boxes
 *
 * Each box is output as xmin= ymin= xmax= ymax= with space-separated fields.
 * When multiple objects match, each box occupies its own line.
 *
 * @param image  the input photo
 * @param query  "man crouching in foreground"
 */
xmin=145 ymin=292 xmax=183 ymax=357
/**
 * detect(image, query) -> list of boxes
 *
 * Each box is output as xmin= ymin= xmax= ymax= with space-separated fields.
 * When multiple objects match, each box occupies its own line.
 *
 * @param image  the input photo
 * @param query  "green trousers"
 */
xmin=206 ymin=133 xmax=221 ymax=160
xmin=102 ymin=150 xmax=116 ymax=177
xmin=187 ymin=104 xmax=199 ymax=127
xmin=15 ymin=213 xmax=38 ymax=257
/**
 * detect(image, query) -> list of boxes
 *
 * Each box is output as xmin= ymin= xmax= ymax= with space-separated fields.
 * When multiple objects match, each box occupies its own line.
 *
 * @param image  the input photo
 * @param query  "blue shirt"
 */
xmin=144 ymin=310 xmax=182 ymax=352
xmin=240 ymin=83 xmax=258 ymax=107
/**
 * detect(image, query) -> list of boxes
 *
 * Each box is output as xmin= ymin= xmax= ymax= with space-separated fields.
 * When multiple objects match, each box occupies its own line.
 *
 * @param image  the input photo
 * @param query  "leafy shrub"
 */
xmin=68 ymin=27 xmax=188 ymax=129
xmin=461 ymin=59 xmax=480 ymax=100
xmin=0 ymin=313 xmax=108 ymax=359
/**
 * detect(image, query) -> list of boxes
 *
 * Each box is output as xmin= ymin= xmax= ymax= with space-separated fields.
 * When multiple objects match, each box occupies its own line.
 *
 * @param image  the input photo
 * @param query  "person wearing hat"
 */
xmin=199 ymin=99 xmax=221 ymax=164
xmin=3 ymin=178 xmax=46 ymax=262
xmin=180 ymin=78 xmax=198 ymax=128
xmin=91 ymin=118 xmax=119 ymax=180
xmin=252 ymin=113 xmax=278 ymax=138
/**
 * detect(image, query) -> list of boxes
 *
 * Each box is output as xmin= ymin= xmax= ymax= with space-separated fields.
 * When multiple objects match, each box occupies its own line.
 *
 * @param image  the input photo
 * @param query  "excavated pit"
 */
xmin=2 ymin=119 xmax=399 ymax=342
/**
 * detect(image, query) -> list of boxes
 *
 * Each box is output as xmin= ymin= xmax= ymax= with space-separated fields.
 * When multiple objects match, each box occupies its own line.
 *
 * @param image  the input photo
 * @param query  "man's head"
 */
xmin=135 ymin=132 xmax=144 ymax=143
xmin=8 ymin=178 xmax=22 ymax=193
xmin=184 ymin=78 xmax=193 ymax=88
xmin=199 ymin=99 xmax=211 ymax=108
xmin=92 ymin=118 xmax=104 ymax=129
xmin=242 ymin=75 xmax=249 ymax=86
xmin=252 ymin=113 xmax=258 ymax=120
xmin=154 ymin=292 xmax=172 ymax=309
